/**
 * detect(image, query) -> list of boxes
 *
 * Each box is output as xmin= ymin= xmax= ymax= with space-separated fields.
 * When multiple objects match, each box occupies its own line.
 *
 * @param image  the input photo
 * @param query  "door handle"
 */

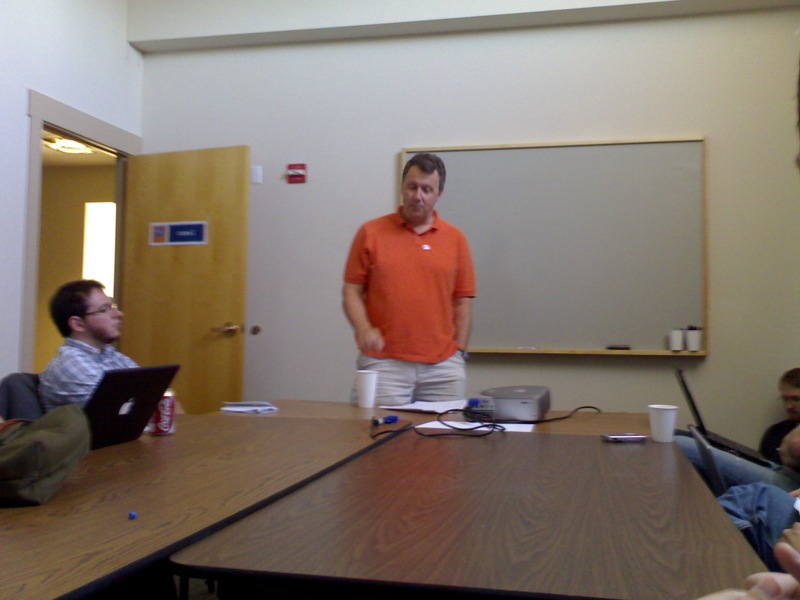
xmin=212 ymin=322 xmax=241 ymax=336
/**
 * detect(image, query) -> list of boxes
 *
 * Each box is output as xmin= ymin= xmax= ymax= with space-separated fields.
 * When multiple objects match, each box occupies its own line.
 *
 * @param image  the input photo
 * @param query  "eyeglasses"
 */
xmin=780 ymin=395 xmax=800 ymax=404
xmin=84 ymin=302 xmax=119 ymax=316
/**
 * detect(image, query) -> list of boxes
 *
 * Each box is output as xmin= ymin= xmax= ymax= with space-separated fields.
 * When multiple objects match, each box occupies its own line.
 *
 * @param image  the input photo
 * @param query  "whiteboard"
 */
xmin=403 ymin=140 xmax=706 ymax=354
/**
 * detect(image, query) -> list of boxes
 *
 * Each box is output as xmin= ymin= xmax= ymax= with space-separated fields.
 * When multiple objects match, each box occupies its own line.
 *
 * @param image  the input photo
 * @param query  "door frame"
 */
xmin=23 ymin=91 xmax=142 ymax=370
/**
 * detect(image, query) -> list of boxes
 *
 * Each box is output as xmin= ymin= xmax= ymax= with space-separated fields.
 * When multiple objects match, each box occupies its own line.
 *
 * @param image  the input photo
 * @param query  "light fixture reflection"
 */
xmin=45 ymin=138 xmax=94 ymax=154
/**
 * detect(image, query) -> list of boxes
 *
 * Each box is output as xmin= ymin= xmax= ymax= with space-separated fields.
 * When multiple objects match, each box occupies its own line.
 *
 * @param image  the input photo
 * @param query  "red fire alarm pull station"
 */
xmin=287 ymin=164 xmax=307 ymax=184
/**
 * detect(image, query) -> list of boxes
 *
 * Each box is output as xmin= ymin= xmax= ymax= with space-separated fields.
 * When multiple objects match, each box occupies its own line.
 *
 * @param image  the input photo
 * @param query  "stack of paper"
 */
xmin=381 ymin=400 xmax=466 ymax=413
xmin=221 ymin=401 xmax=278 ymax=414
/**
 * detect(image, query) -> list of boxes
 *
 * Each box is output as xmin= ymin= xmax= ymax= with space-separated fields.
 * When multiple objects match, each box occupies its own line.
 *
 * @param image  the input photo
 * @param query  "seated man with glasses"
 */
xmin=39 ymin=279 xmax=138 ymax=412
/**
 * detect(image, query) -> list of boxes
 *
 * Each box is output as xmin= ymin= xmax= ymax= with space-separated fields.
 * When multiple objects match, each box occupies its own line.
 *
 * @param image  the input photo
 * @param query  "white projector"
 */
xmin=471 ymin=385 xmax=551 ymax=422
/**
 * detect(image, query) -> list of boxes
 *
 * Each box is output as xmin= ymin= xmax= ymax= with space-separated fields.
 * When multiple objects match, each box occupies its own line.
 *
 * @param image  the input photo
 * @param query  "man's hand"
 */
xmin=695 ymin=543 xmax=800 ymax=599
xmin=697 ymin=573 xmax=800 ymax=599
xmin=355 ymin=326 xmax=384 ymax=354
xmin=697 ymin=578 xmax=800 ymax=599
xmin=778 ymin=426 xmax=800 ymax=470
xmin=782 ymin=525 xmax=800 ymax=553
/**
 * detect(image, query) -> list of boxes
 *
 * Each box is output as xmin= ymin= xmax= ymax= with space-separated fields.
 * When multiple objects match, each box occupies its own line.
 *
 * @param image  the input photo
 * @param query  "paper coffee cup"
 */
xmin=354 ymin=370 xmax=378 ymax=408
xmin=668 ymin=329 xmax=684 ymax=352
xmin=648 ymin=404 xmax=678 ymax=443
xmin=685 ymin=330 xmax=702 ymax=352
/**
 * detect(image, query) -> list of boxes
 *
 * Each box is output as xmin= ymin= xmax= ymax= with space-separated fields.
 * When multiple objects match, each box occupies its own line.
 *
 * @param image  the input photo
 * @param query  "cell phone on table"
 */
xmin=601 ymin=433 xmax=647 ymax=443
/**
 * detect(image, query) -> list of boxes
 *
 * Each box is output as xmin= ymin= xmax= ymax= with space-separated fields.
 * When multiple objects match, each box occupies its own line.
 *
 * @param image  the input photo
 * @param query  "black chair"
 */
xmin=689 ymin=424 xmax=727 ymax=497
xmin=0 ymin=372 xmax=45 ymax=420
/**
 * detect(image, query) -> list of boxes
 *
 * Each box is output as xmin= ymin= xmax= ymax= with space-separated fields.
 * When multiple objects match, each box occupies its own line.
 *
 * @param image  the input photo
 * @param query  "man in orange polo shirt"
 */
xmin=342 ymin=153 xmax=476 ymax=406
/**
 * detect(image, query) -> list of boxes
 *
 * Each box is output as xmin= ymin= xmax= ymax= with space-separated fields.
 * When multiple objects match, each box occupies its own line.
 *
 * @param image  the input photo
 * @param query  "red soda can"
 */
xmin=149 ymin=389 xmax=176 ymax=435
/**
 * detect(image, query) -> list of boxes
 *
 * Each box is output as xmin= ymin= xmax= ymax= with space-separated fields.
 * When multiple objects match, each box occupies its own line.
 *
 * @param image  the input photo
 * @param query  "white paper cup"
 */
xmin=354 ymin=370 xmax=378 ymax=408
xmin=648 ymin=404 xmax=678 ymax=442
xmin=685 ymin=330 xmax=702 ymax=352
xmin=668 ymin=329 xmax=684 ymax=352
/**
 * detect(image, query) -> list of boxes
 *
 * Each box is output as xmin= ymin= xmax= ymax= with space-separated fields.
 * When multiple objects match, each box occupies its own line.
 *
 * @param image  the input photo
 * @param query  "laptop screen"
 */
xmin=675 ymin=368 xmax=707 ymax=435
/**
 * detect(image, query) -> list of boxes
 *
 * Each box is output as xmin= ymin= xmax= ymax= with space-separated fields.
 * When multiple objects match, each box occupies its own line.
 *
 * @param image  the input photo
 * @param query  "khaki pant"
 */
xmin=353 ymin=351 xmax=466 ymax=407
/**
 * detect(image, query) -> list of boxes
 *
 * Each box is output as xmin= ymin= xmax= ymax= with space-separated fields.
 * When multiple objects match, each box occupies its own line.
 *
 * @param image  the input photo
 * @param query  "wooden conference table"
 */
xmin=0 ymin=401 xmax=763 ymax=599
xmin=0 ymin=409 xmax=394 ymax=599
xmin=171 ymin=403 xmax=765 ymax=600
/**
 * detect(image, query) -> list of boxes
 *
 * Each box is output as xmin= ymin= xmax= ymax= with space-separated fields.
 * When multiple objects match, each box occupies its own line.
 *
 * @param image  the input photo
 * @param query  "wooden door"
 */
xmin=119 ymin=146 xmax=249 ymax=414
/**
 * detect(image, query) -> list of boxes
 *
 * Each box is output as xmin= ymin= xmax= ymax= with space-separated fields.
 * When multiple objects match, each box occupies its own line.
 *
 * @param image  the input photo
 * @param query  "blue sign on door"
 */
xmin=150 ymin=222 xmax=208 ymax=246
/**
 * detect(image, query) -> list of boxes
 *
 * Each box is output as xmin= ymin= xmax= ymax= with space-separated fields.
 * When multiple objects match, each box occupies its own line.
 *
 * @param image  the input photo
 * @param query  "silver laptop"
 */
xmin=83 ymin=364 xmax=180 ymax=450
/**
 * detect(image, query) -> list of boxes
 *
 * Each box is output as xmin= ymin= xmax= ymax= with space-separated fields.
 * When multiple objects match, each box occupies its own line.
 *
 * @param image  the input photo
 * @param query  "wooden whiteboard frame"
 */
xmin=402 ymin=138 xmax=708 ymax=357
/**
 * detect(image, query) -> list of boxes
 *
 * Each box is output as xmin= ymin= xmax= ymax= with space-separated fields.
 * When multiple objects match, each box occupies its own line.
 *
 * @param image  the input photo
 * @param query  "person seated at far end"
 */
xmin=39 ymin=279 xmax=138 ymax=412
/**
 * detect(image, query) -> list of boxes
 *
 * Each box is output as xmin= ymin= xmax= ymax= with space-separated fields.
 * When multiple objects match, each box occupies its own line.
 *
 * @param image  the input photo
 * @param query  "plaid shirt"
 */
xmin=39 ymin=338 xmax=138 ymax=412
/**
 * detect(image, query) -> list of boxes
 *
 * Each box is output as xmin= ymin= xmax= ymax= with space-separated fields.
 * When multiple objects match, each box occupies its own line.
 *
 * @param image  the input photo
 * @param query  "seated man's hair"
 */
xmin=50 ymin=279 xmax=106 ymax=338
xmin=780 ymin=368 xmax=800 ymax=389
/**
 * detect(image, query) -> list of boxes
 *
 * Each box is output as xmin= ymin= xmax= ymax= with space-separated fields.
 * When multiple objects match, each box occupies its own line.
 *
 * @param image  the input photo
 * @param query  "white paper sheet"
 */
xmin=221 ymin=401 xmax=278 ymax=414
xmin=379 ymin=400 xmax=467 ymax=413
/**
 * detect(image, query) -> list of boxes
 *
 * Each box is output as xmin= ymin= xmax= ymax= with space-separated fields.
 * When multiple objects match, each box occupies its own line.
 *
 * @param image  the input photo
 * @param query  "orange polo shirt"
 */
xmin=344 ymin=209 xmax=476 ymax=363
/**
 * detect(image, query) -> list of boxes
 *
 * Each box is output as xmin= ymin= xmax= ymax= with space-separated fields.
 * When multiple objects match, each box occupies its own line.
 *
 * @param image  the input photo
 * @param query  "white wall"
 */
xmin=140 ymin=7 xmax=800 ymax=446
xmin=126 ymin=0 xmax=797 ymax=51
xmin=0 ymin=1 xmax=143 ymax=372
xmin=127 ymin=0 xmax=640 ymax=39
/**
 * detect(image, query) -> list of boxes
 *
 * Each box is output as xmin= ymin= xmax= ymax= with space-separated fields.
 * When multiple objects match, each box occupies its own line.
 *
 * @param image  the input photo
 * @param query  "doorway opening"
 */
xmin=34 ymin=127 xmax=121 ymax=371
xmin=24 ymin=90 xmax=142 ymax=372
